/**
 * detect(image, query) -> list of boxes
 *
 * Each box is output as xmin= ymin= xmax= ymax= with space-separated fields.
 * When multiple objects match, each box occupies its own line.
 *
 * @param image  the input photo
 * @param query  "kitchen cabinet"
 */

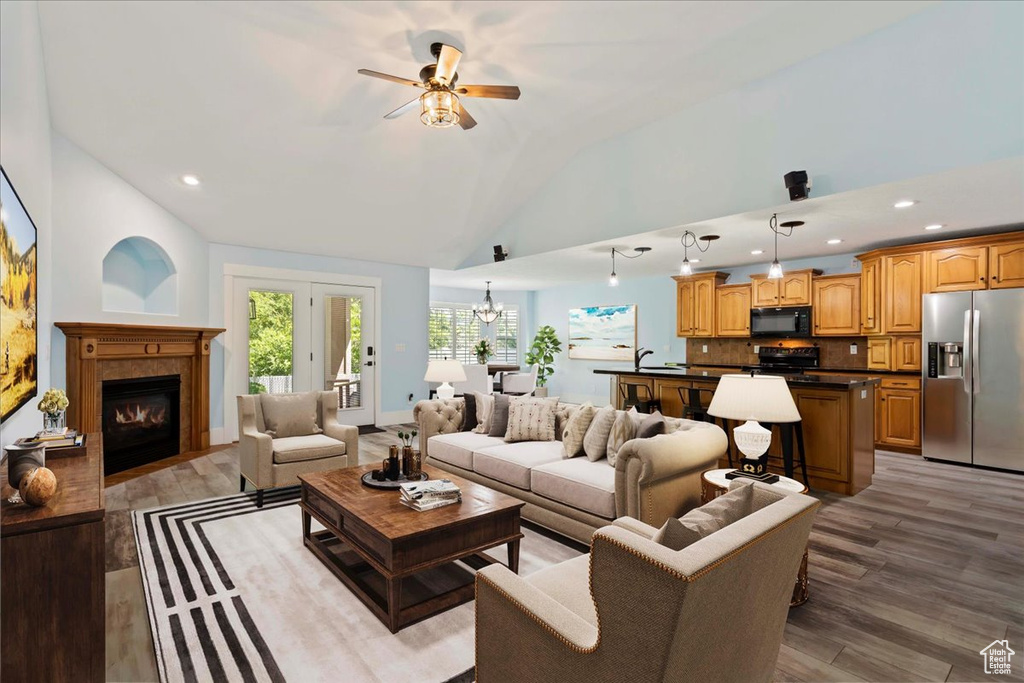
xmin=989 ymin=240 xmax=1024 ymax=289
xmin=925 ymin=247 xmax=988 ymax=292
xmin=883 ymin=253 xmax=922 ymax=333
xmin=893 ymin=336 xmax=921 ymax=372
xmin=860 ymin=257 xmax=882 ymax=335
xmin=716 ymin=284 xmax=751 ymax=337
xmin=878 ymin=377 xmax=921 ymax=449
xmin=812 ymin=275 xmax=861 ymax=336
xmin=867 ymin=337 xmax=891 ymax=370
xmin=749 ymin=269 xmax=819 ymax=307
xmin=674 ymin=272 xmax=727 ymax=337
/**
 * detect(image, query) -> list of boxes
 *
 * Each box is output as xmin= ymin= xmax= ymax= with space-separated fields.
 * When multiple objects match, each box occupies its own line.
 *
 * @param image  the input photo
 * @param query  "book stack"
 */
xmin=399 ymin=479 xmax=462 ymax=512
xmin=15 ymin=430 xmax=84 ymax=450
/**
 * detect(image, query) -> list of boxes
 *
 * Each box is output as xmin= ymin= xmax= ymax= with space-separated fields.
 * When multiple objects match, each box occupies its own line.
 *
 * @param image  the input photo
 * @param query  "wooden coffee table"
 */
xmin=298 ymin=463 xmax=524 ymax=633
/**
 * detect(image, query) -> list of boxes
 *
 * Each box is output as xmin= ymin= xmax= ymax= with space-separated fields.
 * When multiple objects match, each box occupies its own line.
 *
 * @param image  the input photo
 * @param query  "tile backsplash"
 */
xmin=689 ymin=337 xmax=869 ymax=370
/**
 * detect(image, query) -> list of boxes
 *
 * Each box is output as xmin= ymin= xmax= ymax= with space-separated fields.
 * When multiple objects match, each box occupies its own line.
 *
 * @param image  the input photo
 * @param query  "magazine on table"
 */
xmin=399 ymin=495 xmax=462 ymax=512
xmin=399 ymin=479 xmax=461 ymax=502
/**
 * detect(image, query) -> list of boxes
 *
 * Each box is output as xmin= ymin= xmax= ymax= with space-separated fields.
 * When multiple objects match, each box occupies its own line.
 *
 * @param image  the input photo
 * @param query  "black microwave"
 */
xmin=750 ymin=306 xmax=813 ymax=338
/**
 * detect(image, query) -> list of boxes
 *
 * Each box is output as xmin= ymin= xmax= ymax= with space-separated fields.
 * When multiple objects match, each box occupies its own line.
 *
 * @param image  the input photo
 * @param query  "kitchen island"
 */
xmin=595 ymin=366 xmax=878 ymax=495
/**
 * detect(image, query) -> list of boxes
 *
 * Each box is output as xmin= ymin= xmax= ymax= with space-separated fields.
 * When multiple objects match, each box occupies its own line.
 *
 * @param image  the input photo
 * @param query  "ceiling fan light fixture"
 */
xmin=420 ymin=90 xmax=460 ymax=128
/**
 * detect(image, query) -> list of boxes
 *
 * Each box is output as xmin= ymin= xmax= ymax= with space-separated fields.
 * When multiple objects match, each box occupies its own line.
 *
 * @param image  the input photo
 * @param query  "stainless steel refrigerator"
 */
xmin=922 ymin=289 xmax=1024 ymax=472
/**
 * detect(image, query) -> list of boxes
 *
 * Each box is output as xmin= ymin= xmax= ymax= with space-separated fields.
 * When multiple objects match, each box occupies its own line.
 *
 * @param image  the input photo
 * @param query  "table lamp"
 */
xmin=707 ymin=374 xmax=800 ymax=484
xmin=424 ymin=360 xmax=467 ymax=400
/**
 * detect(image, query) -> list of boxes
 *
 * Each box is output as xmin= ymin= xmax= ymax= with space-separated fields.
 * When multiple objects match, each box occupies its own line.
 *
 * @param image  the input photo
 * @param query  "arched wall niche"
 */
xmin=101 ymin=236 xmax=178 ymax=315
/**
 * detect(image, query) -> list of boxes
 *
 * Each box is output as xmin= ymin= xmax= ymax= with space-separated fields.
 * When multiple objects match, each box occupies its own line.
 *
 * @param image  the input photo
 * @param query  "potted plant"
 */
xmin=524 ymin=325 xmax=562 ymax=398
xmin=473 ymin=339 xmax=494 ymax=365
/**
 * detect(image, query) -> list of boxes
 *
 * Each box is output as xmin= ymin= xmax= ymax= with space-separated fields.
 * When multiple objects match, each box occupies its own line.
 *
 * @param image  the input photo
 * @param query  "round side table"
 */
xmin=700 ymin=469 xmax=811 ymax=607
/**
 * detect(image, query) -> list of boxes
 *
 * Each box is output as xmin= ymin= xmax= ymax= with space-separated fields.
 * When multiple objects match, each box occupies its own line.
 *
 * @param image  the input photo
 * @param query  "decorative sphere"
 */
xmin=19 ymin=467 xmax=57 ymax=506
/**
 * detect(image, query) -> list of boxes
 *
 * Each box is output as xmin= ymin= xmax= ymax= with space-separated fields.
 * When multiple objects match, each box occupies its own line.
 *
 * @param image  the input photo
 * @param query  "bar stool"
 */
xmin=678 ymin=386 xmax=737 ymax=467
xmin=762 ymin=421 xmax=810 ymax=487
xmin=618 ymin=383 xmax=661 ymax=414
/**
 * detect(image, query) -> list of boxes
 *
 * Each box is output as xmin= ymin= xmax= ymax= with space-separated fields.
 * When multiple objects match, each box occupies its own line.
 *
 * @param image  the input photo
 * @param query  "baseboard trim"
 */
xmin=378 ymin=409 xmax=414 ymax=426
xmin=209 ymin=427 xmax=228 ymax=446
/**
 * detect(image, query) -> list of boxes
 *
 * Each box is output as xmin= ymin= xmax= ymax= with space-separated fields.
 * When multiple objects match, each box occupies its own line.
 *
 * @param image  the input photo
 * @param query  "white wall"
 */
xmin=0 ymin=1 xmax=53 ymax=446
xmin=48 ymin=133 xmax=210 ymax=392
xmin=209 ymin=244 xmax=430 ymax=429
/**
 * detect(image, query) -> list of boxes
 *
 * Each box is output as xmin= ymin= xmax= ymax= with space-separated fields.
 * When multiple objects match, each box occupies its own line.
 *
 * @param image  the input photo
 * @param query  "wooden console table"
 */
xmin=1 ymin=434 xmax=105 ymax=682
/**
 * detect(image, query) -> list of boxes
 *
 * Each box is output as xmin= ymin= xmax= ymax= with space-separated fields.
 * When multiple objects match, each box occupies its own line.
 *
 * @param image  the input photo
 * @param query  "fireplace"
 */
xmin=102 ymin=375 xmax=181 ymax=474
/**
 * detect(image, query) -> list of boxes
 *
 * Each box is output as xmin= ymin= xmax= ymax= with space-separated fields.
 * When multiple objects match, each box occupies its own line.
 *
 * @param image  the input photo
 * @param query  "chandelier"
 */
xmin=473 ymin=281 xmax=503 ymax=325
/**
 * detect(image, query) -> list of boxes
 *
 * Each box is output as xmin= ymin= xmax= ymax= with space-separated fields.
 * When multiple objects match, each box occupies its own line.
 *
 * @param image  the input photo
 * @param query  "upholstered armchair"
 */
xmin=475 ymin=483 xmax=819 ymax=683
xmin=501 ymin=365 xmax=538 ymax=394
xmin=237 ymin=391 xmax=358 ymax=506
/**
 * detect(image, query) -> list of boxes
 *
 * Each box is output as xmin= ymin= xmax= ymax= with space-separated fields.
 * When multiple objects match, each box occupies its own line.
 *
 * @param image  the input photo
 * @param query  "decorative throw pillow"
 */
xmin=504 ymin=397 xmax=558 ymax=442
xmin=561 ymin=403 xmax=596 ymax=458
xmin=606 ymin=410 xmax=639 ymax=467
xmin=582 ymin=405 xmax=617 ymax=461
xmin=461 ymin=393 xmax=478 ymax=432
xmin=472 ymin=392 xmax=495 ymax=434
xmin=554 ymin=403 xmax=578 ymax=442
xmin=637 ymin=410 xmax=667 ymax=439
xmin=652 ymin=482 xmax=755 ymax=550
xmin=488 ymin=394 xmax=513 ymax=436
xmin=260 ymin=392 xmax=321 ymax=439
xmin=627 ymin=406 xmax=644 ymax=431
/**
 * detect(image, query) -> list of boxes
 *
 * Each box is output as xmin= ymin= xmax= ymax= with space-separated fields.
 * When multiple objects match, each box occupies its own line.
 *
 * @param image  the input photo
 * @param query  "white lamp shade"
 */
xmin=424 ymin=359 xmax=467 ymax=384
xmin=707 ymin=374 xmax=801 ymax=423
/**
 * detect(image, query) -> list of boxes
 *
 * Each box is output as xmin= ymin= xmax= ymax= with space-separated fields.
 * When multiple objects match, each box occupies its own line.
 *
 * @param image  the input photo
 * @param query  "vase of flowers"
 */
xmin=38 ymin=388 xmax=69 ymax=435
xmin=473 ymin=339 xmax=494 ymax=365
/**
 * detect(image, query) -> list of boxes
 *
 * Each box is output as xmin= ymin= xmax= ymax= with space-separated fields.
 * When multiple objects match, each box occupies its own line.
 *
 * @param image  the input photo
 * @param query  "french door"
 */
xmin=311 ymin=283 xmax=375 ymax=426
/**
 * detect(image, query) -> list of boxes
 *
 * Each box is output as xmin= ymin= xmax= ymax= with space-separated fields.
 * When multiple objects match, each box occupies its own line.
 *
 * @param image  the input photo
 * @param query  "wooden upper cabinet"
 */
xmin=867 ymin=337 xmax=892 ymax=371
xmin=893 ymin=336 xmax=921 ymax=372
xmin=860 ymin=257 xmax=882 ymax=335
xmin=716 ymin=285 xmax=751 ymax=337
xmin=884 ymin=253 xmax=922 ymax=333
xmin=925 ymin=247 xmax=988 ymax=293
xmin=989 ymin=240 xmax=1024 ymax=289
xmin=812 ymin=275 xmax=861 ymax=336
xmin=674 ymin=273 xmax=727 ymax=338
xmin=749 ymin=269 xmax=819 ymax=307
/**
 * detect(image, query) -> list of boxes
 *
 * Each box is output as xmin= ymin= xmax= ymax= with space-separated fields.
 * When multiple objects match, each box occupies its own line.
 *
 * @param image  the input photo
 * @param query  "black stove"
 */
xmin=742 ymin=346 xmax=820 ymax=375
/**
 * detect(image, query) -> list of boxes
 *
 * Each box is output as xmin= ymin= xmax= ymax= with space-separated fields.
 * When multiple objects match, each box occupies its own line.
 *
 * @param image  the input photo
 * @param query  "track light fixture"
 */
xmin=679 ymin=231 xmax=720 ymax=276
xmin=608 ymin=247 xmax=652 ymax=286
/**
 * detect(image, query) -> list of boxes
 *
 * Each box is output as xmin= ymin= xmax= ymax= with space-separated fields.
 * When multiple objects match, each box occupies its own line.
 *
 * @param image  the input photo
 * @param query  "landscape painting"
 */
xmin=568 ymin=305 xmax=637 ymax=361
xmin=1 ymin=168 xmax=38 ymax=422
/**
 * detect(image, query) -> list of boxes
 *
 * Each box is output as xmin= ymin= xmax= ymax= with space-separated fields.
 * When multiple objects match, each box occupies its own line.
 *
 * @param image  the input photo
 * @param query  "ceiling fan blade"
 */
xmin=456 ymin=85 xmax=521 ymax=100
xmin=357 ymin=69 xmax=425 ymax=89
xmin=435 ymin=44 xmax=462 ymax=84
xmin=457 ymin=100 xmax=477 ymax=130
xmin=384 ymin=97 xmax=421 ymax=120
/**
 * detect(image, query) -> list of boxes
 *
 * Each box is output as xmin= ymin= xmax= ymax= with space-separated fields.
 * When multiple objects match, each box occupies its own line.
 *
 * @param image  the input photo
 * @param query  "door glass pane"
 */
xmin=248 ymin=290 xmax=294 ymax=394
xmin=323 ymin=295 xmax=362 ymax=409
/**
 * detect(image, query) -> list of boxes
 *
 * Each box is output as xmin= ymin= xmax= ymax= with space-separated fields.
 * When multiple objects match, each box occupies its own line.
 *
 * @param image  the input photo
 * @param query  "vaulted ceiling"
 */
xmin=37 ymin=1 xmax=936 ymax=269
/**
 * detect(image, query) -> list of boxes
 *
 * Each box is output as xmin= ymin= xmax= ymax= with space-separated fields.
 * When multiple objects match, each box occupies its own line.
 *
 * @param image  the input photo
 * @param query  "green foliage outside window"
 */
xmin=249 ymin=291 xmax=293 ymax=379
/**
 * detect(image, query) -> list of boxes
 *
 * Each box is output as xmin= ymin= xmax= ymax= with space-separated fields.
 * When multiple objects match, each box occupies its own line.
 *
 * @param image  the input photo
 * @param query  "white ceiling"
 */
xmin=36 ymin=1 xmax=935 ymax=269
xmin=430 ymin=157 xmax=1024 ymax=289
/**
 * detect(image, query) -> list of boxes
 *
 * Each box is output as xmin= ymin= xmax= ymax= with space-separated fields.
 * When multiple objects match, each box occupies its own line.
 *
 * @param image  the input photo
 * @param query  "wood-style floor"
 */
xmin=104 ymin=438 xmax=1024 ymax=683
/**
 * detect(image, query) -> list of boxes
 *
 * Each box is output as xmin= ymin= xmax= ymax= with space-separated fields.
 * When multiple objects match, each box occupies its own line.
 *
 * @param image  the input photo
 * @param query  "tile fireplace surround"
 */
xmin=55 ymin=323 xmax=224 ymax=455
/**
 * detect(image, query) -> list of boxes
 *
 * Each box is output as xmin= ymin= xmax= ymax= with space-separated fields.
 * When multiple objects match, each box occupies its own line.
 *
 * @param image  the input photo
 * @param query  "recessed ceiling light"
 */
xmin=689 ymin=258 xmax=701 ymax=264
xmin=181 ymin=174 xmax=201 ymax=186
xmin=924 ymin=224 xmax=944 ymax=231
xmin=827 ymin=239 xmax=843 ymax=245
xmin=894 ymin=200 xmax=916 ymax=209
xmin=751 ymin=249 xmax=764 ymax=255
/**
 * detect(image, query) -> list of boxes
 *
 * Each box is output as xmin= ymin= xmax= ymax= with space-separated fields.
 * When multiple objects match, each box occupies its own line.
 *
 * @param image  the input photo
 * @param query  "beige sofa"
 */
xmin=238 ymin=391 xmax=358 ymax=506
xmin=475 ymin=482 xmax=820 ymax=682
xmin=413 ymin=398 xmax=727 ymax=543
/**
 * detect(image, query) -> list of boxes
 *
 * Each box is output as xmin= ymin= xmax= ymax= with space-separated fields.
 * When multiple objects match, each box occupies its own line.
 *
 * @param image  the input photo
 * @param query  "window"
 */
xmin=429 ymin=304 xmax=519 ymax=364
xmin=493 ymin=308 xmax=519 ymax=364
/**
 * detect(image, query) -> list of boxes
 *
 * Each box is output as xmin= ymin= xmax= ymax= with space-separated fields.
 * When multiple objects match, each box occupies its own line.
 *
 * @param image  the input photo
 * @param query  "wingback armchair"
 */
xmin=237 ymin=391 xmax=358 ymax=506
xmin=475 ymin=482 xmax=819 ymax=683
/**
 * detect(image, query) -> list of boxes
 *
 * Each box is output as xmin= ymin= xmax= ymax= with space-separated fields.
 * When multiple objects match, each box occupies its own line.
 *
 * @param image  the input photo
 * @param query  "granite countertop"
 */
xmin=593 ymin=366 xmax=881 ymax=389
xmin=658 ymin=361 xmax=916 ymax=376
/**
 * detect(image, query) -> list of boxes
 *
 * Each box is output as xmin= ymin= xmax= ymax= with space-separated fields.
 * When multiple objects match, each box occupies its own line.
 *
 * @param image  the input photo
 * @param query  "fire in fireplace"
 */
xmin=102 ymin=375 xmax=181 ymax=474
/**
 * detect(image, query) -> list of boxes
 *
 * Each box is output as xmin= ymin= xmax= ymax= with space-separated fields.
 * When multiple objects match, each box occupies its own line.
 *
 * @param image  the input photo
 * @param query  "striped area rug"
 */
xmin=133 ymin=488 xmax=583 ymax=682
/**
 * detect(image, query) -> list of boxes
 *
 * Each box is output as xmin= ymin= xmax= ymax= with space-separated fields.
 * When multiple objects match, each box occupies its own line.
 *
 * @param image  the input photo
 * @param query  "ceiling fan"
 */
xmin=358 ymin=42 xmax=521 ymax=130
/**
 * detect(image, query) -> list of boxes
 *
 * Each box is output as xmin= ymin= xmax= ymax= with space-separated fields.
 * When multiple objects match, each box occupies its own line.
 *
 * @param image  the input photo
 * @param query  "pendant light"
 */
xmin=679 ymin=231 xmax=720 ymax=275
xmin=766 ymin=214 xmax=803 ymax=280
xmin=472 ymin=281 xmax=503 ymax=325
xmin=607 ymin=247 xmax=652 ymax=286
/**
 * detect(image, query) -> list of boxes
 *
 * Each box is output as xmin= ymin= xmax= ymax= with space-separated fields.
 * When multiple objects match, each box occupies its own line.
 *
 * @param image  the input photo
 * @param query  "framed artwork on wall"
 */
xmin=568 ymin=305 xmax=637 ymax=361
xmin=1 ymin=167 xmax=39 ymax=422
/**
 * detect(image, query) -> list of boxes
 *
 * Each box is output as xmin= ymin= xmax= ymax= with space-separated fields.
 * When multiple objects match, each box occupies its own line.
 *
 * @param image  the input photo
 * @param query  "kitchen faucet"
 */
xmin=635 ymin=347 xmax=654 ymax=370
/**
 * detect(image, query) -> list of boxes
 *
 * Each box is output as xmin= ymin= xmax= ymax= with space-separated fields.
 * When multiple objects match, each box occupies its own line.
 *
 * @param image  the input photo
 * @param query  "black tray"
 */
xmin=360 ymin=471 xmax=429 ymax=489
